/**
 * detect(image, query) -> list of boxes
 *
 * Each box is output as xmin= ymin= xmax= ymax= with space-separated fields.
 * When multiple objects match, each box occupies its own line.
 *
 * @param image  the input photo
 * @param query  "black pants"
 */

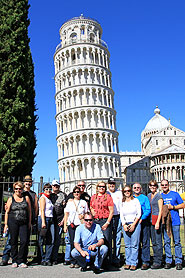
xmin=68 ymin=225 xmax=78 ymax=265
xmin=8 ymin=217 xmax=29 ymax=264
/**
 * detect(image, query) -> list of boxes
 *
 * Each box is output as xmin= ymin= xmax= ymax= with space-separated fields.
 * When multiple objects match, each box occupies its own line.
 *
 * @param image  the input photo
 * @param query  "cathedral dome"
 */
xmin=144 ymin=106 xmax=170 ymax=133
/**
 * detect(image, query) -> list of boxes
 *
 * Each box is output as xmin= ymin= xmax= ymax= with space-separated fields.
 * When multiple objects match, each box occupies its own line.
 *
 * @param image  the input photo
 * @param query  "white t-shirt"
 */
xmin=107 ymin=190 xmax=122 ymax=215
xmin=120 ymin=198 xmax=141 ymax=225
xmin=39 ymin=195 xmax=53 ymax=218
xmin=65 ymin=199 xmax=89 ymax=226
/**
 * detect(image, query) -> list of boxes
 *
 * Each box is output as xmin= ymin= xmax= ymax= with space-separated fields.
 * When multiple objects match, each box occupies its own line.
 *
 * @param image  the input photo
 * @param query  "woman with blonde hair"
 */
xmin=120 ymin=185 xmax=141 ymax=271
xmin=90 ymin=181 xmax=114 ymax=263
xmin=4 ymin=181 xmax=31 ymax=268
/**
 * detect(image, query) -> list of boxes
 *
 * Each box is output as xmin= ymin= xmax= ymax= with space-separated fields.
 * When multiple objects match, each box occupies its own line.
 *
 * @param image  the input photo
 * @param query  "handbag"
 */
xmin=39 ymin=228 xmax=48 ymax=237
xmin=152 ymin=215 xmax=158 ymax=225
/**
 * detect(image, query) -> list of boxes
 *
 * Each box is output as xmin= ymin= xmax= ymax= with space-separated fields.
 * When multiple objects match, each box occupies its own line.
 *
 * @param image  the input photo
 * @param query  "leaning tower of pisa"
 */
xmin=54 ymin=15 xmax=122 ymax=191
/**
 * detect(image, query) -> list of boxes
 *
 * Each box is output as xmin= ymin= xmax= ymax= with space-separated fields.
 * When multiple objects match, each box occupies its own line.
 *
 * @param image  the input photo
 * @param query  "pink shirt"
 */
xmin=90 ymin=194 xmax=114 ymax=219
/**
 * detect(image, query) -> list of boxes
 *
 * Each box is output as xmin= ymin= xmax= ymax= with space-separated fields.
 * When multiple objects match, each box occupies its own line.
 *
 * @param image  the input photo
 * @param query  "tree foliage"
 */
xmin=0 ymin=0 xmax=37 ymax=178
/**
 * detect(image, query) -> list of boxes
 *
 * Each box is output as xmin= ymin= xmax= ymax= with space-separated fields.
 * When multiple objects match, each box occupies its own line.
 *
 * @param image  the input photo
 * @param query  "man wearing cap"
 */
xmin=107 ymin=177 xmax=122 ymax=267
xmin=50 ymin=180 xmax=67 ymax=264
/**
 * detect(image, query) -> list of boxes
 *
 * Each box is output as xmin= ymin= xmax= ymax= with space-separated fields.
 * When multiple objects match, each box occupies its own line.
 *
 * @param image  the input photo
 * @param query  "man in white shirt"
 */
xmin=107 ymin=177 xmax=122 ymax=267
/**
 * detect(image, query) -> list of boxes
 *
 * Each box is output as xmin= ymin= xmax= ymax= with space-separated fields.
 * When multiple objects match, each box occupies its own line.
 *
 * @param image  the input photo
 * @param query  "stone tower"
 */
xmin=54 ymin=15 xmax=122 ymax=190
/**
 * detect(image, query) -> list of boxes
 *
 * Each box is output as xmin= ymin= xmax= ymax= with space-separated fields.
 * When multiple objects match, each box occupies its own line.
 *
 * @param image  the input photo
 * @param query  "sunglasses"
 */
xmin=133 ymin=187 xmax=141 ymax=189
xmin=78 ymin=184 xmax=85 ymax=187
xmin=45 ymin=188 xmax=52 ymax=191
xmin=98 ymin=186 xmax=106 ymax=188
xmin=74 ymin=191 xmax=80 ymax=193
xmin=124 ymin=190 xmax=131 ymax=193
xmin=15 ymin=188 xmax=22 ymax=191
xmin=84 ymin=219 xmax=93 ymax=222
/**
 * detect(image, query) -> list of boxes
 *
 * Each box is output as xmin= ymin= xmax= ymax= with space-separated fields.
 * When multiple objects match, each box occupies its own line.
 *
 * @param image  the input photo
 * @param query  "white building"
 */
xmin=53 ymin=15 xmax=122 ymax=193
xmin=121 ymin=107 xmax=185 ymax=193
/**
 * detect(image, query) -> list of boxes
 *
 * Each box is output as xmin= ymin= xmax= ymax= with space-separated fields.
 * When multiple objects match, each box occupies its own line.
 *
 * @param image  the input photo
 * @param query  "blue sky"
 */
xmin=29 ymin=0 xmax=185 ymax=182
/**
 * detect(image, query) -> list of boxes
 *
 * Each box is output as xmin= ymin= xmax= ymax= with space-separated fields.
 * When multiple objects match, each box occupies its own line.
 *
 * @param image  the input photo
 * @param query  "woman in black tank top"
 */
xmin=4 ymin=181 xmax=31 ymax=268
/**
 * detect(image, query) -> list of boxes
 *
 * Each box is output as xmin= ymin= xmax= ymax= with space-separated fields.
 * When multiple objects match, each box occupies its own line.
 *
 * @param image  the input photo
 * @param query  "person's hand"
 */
xmin=78 ymin=214 xmax=84 ymax=220
xmin=58 ymin=219 xmax=64 ymax=226
xmin=155 ymin=222 xmax=159 ymax=230
xmin=81 ymin=250 xmax=89 ymax=257
xmin=42 ymin=223 xmax=46 ymax=229
xmin=128 ymin=223 xmax=135 ymax=233
xmin=102 ymin=223 xmax=108 ymax=231
xmin=88 ymin=244 xmax=97 ymax=251
xmin=123 ymin=224 xmax=128 ymax=231
xmin=64 ymin=225 xmax=67 ymax=233
xmin=3 ymin=224 xmax=8 ymax=234
xmin=4 ymin=203 xmax=8 ymax=211
xmin=168 ymin=204 xmax=173 ymax=210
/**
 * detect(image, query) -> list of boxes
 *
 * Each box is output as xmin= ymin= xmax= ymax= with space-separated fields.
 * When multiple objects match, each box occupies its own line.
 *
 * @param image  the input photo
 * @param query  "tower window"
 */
xmin=129 ymin=158 xmax=131 ymax=164
xmin=156 ymin=140 xmax=158 ymax=145
xmin=169 ymin=139 xmax=172 ymax=145
xmin=164 ymin=131 xmax=166 ymax=135
xmin=174 ymin=130 xmax=176 ymax=135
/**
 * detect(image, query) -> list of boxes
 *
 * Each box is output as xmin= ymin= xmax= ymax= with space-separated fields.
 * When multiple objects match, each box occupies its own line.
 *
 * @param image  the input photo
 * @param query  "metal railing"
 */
xmin=55 ymin=38 xmax=108 ymax=52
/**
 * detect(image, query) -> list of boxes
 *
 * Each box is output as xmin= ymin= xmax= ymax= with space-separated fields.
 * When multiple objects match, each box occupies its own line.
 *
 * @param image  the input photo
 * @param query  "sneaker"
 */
xmin=70 ymin=264 xmax=75 ymax=268
xmin=141 ymin=264 xmax=149 ymax=270
xmin=151 ymin=264 xmax=161 ymax=269
xmin=12 ymin=263 xmax=18 ymax=268
xmin=93 ymin=266 xmax=101 ymax=274
xmin=176 ymin=264 xmax=182 ymax=270
xmin=63 ymin=261 xmax=70 ymax=265
xmin=80 ymin=266 xmax=87 ymax=272
xmin=41 ymin=261 xmax=47 ymax=266
xmin=46 ymin=261 xmax=52 ymax=266
xmin=19 ymin=263 xmax=28 ymax=268
xmin=74 ymin=264 xmax=80 ymax=268
xmin=0 ymin=261 xmax=8 ymax=266
xmin=164 ymin=263 xmax=171 ymax=269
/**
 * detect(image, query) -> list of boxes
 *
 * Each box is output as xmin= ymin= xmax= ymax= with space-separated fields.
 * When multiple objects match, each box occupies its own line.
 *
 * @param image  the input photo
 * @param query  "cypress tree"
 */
xmin=0 ymin=0 xmax=37 ymax=178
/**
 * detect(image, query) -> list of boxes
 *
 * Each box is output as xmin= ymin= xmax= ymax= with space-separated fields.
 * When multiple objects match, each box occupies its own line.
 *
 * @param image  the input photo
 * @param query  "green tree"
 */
xmin=0 ymin=0 xmax=37 ymax=178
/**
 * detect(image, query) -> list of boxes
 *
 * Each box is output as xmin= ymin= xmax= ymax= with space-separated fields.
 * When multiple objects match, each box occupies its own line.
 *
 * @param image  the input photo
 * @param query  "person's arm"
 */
xmin=4 ymin=197 xmax=12 ymax=233
xmin=168 ymin=203 xmax=185 ymax=210
xmin=26 ymin=196 xmax=32 ymax=229
xmin=102 ymin=205 xmax=114 ymax=231
xmin=88 ymin=238 xmax=104 ymax=251
xmin=74 ymin=242 xmax=89 ymax=257
xmin=155 ymin=198 xmax=163 ymax=230
xmin=128 ymin=199 xmax=141 ymax=233
xmin=39 ymin=197 xmax=46 ymax=228
xmin=140 ymin=196 xmax=151 ymax=222
xmin=34 ymin=194 xmax=38 ymax=217
xmin=63 ymin=211 xmax=69 ymax=233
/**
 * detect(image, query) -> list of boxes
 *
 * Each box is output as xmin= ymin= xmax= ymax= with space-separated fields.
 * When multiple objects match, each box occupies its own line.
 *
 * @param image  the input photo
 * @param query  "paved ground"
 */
xmin=0 ymin=263 xmax=185 ymax=278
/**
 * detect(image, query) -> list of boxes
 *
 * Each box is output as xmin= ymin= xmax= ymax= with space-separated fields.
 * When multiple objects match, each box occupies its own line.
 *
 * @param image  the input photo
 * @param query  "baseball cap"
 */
xmin=52 ymin=180 xmax=60 ymax=186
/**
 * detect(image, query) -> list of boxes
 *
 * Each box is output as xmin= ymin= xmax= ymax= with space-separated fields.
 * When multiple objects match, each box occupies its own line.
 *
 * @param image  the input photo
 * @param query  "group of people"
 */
xmin=1 ymin=175 xmax=185 ymax=273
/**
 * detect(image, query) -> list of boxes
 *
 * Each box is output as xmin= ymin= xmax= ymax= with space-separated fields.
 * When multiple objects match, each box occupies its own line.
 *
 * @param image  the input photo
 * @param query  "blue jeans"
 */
xmin=163 ymin=225 xmax=182 ymax=264
xmin=123 ymin=223 xmax=141 ymax=266
xmin=94 ymin=218 xmax=112 ymax=262
xmin=64 ymin=231 xmax=71 ymax=262
xmin=140 ymin=219 xmax=150 ymax=265
xmin=2 ymin=233 xmax=11 ymax=262
xmin=52 ymin=224 xmax=63 ymax=261
xmin=38 ymin=216 xmax=54 ymax=262
xmin=150 ymin=224 xmax=163 ymax=265
xmin=71 ymin=245 xmax=108 ymax=269
xmin=111 ymin=215 xmax=122 ymax=263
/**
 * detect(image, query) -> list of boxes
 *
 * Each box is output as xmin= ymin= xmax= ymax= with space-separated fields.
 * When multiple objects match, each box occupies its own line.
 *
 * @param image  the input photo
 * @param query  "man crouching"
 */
xmin=71 ymin=212 xmax=108 ymax=274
